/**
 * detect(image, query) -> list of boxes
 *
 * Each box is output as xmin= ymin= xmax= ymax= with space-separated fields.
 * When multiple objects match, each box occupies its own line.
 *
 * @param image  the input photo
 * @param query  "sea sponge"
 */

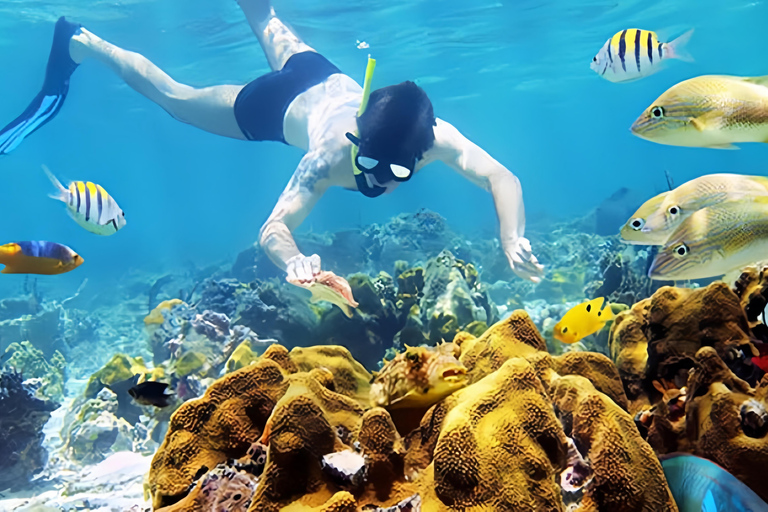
xmin=685 ymin=347 xmax=768 ymax=502
xmin=149 ymin=346 xmax=291 ymax=508
xmin=549 ymin=374 xmax=675 ymax=511
xmin=151 ymin=313 xmax=672 ymax=512
xmin=418 ymin=357 xmax=569 ymax=510
xmin=609 ymin=283 xmax=759 ymax=412
xmin=144 ymin=299 xmax=184 ymax=325
xmin=289 ymin=345 xmax=372 ymax=405
xmin=225 ymin=338 xmax=261 ymax=373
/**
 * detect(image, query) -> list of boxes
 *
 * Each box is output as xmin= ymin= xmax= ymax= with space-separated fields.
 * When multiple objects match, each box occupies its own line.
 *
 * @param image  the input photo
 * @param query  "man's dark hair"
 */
xmin=356 ymin=81 xmax=436 ymax=162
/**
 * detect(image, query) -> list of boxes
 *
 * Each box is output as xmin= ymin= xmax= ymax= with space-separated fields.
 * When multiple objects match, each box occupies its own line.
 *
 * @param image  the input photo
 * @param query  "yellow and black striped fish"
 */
xmin=591 ymin=28 xmax=694 ymax=83
xmin=43 ymin=165 xmax=126 ymax=235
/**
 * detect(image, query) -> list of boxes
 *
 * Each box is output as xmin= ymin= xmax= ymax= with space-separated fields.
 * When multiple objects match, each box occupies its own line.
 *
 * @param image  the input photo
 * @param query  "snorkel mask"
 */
xmin=346 ymin=56 xmax=416 ymax=198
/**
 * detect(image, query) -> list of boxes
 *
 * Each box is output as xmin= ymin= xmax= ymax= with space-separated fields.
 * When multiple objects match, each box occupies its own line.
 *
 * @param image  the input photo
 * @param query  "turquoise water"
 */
xmin=0 ymin=0 xmax=765 ymax=290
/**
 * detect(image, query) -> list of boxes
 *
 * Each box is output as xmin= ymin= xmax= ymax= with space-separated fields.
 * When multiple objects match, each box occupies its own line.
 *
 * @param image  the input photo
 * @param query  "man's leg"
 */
xmin=237 ymin=0 xmax=316 ymax=71
xmin=0 ymin=17 xmax=247 ymax=155
xmin=69 ymin=28 xmax=247 ymax=140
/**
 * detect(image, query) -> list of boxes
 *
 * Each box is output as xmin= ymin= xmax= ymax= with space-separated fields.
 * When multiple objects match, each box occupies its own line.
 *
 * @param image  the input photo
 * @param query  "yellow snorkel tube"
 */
xmin=347 ymin=56 xmax=387 ymax=197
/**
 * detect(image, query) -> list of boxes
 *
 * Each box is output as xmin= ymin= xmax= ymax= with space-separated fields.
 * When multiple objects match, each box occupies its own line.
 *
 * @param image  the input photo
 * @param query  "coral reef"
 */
xmin=62 ymin=387 xmax=136 ymax=464
xmin=2 ymin=340 xmax=66 ymax=402
xmin=148 ymin=312 xmax=679 ymax=511
xmin=608 ymin=271 xmax=768 ymax=501
xmin=0 ymin=368 xmax=59 ymax=491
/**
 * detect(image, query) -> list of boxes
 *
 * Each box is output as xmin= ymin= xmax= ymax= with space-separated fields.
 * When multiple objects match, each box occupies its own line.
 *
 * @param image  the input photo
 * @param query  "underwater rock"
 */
xmin=191 ymin=310 xmax=230 ymax=341
xmin=420 ymin=251 xmax=496 ymax=344
xmin=2 ymin=340 xmax=66 ymax=402
xmin=0 ymin=368 xmax=59 ymax=491
xmin=149 ymin=313 xmax=677 ymax=511
xmin=321 ymin=449 xmax=368 ymax=491
xmin=63 ymin=388 xmax=136 ymax=464
xmin=234 ymin=279 xmax=319 ymax=349
xmin=0 ymin=451 xmax=152 ymax=511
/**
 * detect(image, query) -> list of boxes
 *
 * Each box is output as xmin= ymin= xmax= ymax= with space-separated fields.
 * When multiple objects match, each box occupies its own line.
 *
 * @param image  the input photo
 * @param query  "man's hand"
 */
xmin=285 ymin=253 xmax=322 ymax=284
xmin=504 ymin=236 xmax=544 ymax=283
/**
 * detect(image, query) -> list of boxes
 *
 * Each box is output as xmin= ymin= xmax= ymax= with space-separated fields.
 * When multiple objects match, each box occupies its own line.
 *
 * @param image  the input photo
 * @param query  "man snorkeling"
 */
xmin=0 ymin=0 xmax=545 ymax=285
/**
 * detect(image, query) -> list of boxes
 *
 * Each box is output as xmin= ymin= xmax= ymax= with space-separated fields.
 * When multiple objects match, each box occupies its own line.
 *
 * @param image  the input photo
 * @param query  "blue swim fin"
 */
xmin=0 ymin=16 xmax=81 ymax=155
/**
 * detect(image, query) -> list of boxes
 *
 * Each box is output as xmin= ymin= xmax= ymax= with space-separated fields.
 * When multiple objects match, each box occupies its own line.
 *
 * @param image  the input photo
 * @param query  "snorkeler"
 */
xmin=0 ymin=0 xmax=545 ymax=285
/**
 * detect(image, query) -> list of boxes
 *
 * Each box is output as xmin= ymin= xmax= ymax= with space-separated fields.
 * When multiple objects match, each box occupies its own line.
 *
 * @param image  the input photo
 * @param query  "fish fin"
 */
xmin=599 ymin=303 xmax=615 ymax=322
xmin=42 ymin=164 xmax=69 ymax=203
xmin=706 ymin=143 xmax=740 ymax=150
xmin=743 ymin=75 xmax=768 ymax=88
xmin=665 ymin=28 xmax=694 ymax=62
xmin=588 ymin=297 xmax=605 ymax=314
xmin=689 ymin=117 xmax=707 ymax=131
xmin=701 ymin=489 xmax=717 ymax=512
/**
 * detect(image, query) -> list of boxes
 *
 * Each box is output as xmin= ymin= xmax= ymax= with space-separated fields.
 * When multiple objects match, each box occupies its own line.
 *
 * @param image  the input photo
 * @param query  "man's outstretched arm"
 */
xmin=259 ymin=152 xmax=330 ymax=282
xmin=429 ymin=118 xmax=544 ymax=283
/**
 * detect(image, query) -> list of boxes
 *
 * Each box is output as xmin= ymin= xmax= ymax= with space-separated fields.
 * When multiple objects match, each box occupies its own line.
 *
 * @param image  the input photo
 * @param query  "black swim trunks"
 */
xmin=234 ymin=51 xmax=341 ymax=144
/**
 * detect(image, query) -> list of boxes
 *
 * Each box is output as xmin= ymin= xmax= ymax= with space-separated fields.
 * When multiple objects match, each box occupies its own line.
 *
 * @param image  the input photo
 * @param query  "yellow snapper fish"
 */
xmin=591 ymin=28 xmax=693 ymax=83
xmin=553 ymin=297 xmax=615 ymax=344
xmin=648 ymin=197 xmax=768 ymax=281
xmin=621 ymin=173 xmax=768 ymax=245
xmin=631 ymin=74 xmax=768 ymax=148
xmin=43 ymin=165 xmax=126 ymax=235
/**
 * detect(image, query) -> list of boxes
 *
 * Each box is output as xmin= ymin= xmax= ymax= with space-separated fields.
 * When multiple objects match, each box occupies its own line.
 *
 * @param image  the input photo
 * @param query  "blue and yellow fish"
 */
xmin=553 ymin=297 xmax=614 ymax=344
xmin=591 ymin=29 xmax=694 ymax=83
xmin=44 ymin=165 xmax=126 ymax=235
xmin=0 ymin=241 xmax=83 ymax=275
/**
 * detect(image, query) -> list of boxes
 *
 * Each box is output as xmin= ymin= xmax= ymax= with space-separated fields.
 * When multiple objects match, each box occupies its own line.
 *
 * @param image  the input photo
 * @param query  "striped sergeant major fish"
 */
xmin=591 ymin=28 xmax=694 ymax=83
xmin=0 ymin=241 xmax=83 ymax=275
xmin=43 ymin=165 xmax=126 ymax=235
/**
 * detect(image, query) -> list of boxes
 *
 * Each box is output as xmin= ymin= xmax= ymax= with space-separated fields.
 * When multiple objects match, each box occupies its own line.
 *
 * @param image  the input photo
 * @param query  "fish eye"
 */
xmin=406 ymin=351 xmax=419 ymax=362
xmin=121 ymin=211 xmax=125 ymax=217
xmin=592 ymin=56 xmax=597 ymax=62
xmin=562 ymin=327 xmax=568 ymax=334
xmin=651 ymin=106 xmax=665 ymax=118
xmin=673 ymin=243 xmax=689 ymax=257
xmin=630 ymin=218 xmax=645 ymax=230
xmin=667 ymin=205 xmax=680 ymax=216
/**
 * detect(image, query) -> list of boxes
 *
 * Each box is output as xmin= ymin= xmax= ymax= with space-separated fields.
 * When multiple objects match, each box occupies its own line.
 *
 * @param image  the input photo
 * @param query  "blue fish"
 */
xmin=661 ymin=453 xmax=768 ymax=512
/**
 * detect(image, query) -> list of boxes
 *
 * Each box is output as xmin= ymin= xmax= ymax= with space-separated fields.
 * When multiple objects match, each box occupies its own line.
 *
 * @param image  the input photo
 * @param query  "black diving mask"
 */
xmin=346 ymin=131 xmax=416 ymax=184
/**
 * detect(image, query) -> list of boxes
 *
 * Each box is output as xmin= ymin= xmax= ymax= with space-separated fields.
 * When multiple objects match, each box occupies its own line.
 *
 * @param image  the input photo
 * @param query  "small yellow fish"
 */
xmin=621 ymin=174 xmax=768 ymax=245
xmin=631 ymin=75 xmax=768 ymax=149
xmin=44 ymin=165 xmax=126 ymax=235
xmin=649 ymin=197 xmax=768 ymax=281
xmin=553 ymin=297 xmax=614 ymax=344
xmin=591 ymin=28 xmax=693 ymax=83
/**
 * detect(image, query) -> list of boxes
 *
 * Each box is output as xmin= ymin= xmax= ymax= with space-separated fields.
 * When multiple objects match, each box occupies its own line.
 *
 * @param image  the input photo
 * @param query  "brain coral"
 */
xmin=151 ymin=311 xmax=679 ymax=511
xmin=608 ymin=274 xmax=768 ymax=502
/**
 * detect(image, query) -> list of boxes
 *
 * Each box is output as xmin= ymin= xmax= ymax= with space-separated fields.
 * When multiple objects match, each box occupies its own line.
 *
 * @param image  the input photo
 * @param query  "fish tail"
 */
xmin=601 ymin=303 xmax=615 ymax=322
xmin=0 ymin=243 xmax=21 ymax=274
xmin=665 ymin=29 xmax=694 ymax=62
xmin=42 ymin=164 xmax=69 ymax=203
